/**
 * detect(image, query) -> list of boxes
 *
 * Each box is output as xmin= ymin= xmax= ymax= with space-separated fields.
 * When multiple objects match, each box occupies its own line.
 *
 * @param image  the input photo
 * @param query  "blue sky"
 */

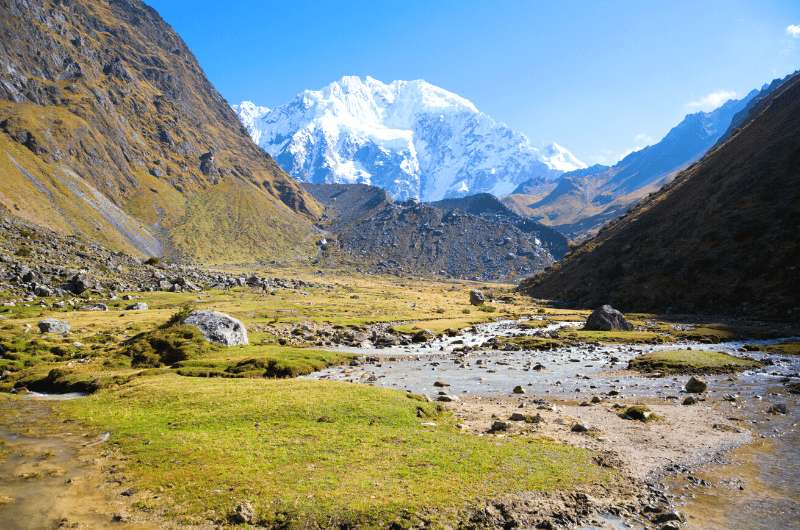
xmin=148 ymin=0 xmax=799 ymax=165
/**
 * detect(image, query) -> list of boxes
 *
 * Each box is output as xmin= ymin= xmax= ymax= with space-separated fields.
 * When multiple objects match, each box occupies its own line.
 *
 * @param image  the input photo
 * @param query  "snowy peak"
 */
xmin=231 ymin=101 xmax=270 ymax=145
xmin=541 ymin=143 xmax=587 ymax=172
xmin=234 ymin=76 xmax=582 ymax=201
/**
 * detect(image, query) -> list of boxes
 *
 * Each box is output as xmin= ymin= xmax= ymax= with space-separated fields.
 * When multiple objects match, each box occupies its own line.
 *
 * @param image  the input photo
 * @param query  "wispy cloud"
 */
xmin=686 ymin=90 xmax=737 ymax=112
xmin=587 ymin=133 xmax=655 ymax=166
xmin=787 ymin=24 xmax=800 ymax=38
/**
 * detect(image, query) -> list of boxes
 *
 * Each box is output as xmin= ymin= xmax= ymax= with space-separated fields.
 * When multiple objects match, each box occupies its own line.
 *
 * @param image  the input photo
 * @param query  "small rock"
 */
xmin=230 ymin=501 xmax=255 ymax=524
xmin=125 ymin=302 xmax=148 ymax=311
xmin=512 ymin=385 xmax=525 ymax=394
xmin=682 ymin=396 xmax=698 ymax=406
xmin=79 ymin=303 xmax=108 ymax=312
xmin=571 ymin=423 xmax=589 ymax=433
xmin=767 ymin=403 xmax=787 ymax=415
xmin=488 ymin=420 xmax=509 ymax=433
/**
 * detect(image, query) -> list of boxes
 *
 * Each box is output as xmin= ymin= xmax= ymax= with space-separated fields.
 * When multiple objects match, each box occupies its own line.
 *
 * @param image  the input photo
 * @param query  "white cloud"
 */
xmin=787 ymin=24 xmax=800 ymax=38
xmin=686 ymin=90 xmax=737 ymax=112
xmin=587 ymin=133 xmax=655 ymax=166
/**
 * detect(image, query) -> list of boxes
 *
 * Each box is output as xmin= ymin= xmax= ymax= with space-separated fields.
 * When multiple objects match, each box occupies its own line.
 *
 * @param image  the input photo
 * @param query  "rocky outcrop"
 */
xmin=584 ymin=305 xmax=632 ymax=331
xmin=306 ymin=183 xmax=564 ymax=281
xmin=184 ymin=310 xmax=248 ymax=346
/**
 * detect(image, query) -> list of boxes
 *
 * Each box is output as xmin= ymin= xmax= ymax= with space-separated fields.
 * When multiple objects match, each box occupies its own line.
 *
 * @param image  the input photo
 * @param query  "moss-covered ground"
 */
xmin=627 ymin=349 xmax=763 ymax=375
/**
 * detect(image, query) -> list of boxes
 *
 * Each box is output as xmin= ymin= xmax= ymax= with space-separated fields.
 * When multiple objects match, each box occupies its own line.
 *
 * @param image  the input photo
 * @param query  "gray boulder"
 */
xmin=469 ymin=290 xmax=485 ymax=306
xmin=685 ymin=376 xmax=707 ymax=393
xmin=80 ymin=303 xmax=108 ymax=312
xmin=38 ymin=318 xmax=70 ymax=334
xmin=126 ymin=302 xmax=149 ymax=311
xmin=184 ymin=310 xmax=248 ymax=346
xmin=584 ymin=304 xmax=633 ymax=331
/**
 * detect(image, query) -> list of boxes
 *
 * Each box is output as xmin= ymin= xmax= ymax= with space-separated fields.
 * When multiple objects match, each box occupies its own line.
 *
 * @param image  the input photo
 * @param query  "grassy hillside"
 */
xmin=521 ymin=72 xmax=800 ymax=319
xmin=0 ymin=0 xmax=320 ymax=263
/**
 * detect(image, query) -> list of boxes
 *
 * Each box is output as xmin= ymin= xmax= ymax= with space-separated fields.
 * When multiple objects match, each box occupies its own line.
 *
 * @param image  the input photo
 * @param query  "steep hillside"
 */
xmin=306 ymin=184 xmax=564 ymax=280
xmin=0 ymin=0 xmax=320 ymax=263
xmin=505 ymin=92 xmax=755 ymax=239
xmin=520 ymin=72 xmax=800 ymax=319
xmin=235 ymin=76 xmax=585 ymax=201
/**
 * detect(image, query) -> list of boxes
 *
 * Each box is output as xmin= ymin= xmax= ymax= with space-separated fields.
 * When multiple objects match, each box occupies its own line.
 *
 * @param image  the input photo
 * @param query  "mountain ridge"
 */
xmin=235 ymin=75 xmax=585 ymax=201
xmin=504 ymin=91 xmax=757 ymax=239
xmin=0 ymin=0 xmax=321 ymax=264
xmin=520 ymin=71 xmax=800 ymax=319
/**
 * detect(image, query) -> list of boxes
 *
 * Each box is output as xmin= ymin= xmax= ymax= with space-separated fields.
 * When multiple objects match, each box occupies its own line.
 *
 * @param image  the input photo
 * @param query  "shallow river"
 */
xmin=307 ymin=318 xmax=800 ymax=530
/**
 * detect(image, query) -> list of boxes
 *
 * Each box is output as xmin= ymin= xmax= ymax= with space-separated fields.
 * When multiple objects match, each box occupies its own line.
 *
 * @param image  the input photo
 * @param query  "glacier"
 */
xmin=234 ymin=75 xmax=585 ymax=201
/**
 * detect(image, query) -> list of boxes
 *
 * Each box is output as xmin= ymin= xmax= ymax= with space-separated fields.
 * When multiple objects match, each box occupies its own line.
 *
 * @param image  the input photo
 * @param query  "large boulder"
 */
xmin=184 ymin=310 xmax=248 ymax=346
xmin=685 ymin=376 xmax=707 ymax=393
xmin=469 ymin=290 xmax=486 ymax=306
xmin=38 ymin=318 xmax=70 ymax=334
xmin=584 ymin=304 xmax=633 ymax=331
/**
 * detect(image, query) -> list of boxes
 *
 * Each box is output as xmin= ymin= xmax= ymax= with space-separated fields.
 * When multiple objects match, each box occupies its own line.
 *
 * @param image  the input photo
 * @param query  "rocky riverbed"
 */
xmin=305 ymin=318 xmax=800 ymax=529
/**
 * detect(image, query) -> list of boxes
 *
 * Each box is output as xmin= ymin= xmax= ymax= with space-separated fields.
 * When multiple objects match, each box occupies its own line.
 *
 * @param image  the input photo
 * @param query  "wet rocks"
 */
xmin=488 ymin=420 xmax=510 ymax=433
xmin=584 ymin=304 xmax=632 ymax=331
xmin=184 ymin=310 xmax=249 ymax=346
xmin=685 ymin=376 xmax=707 ymax=393
xmin=469 ymin=289 xmax=486 ymax=306
xmin=512 ymin=385 xmax=526 ymax=394
xmin=767 ymin=403 xmax=787 ymax=415
xmin=37 ymin=318 xmax=70 ymax=334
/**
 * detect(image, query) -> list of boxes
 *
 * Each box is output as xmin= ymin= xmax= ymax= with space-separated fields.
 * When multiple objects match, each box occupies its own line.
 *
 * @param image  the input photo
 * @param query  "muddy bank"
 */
xmin=0 ymin=398 xmax=161 ymax=530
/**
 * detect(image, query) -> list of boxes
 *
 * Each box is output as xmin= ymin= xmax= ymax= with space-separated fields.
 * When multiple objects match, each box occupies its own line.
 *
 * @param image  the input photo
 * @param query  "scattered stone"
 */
xmin=125 ymin=302 xmax=148 ymax=311
xmin=512 ymin=385 xmax=525 ymax=394
xmin=37 ymin=318 xmax=70 ymax=334
xmin=433 ymin=380 xmax=450 ymax=387
xmin=488 ymin=420 xmax=509 ymax=433
xmin=436 ymin=394 xmax=459 ymax=402
xmin=767 ymin=403 xmax=787 ymax=415
xmin=184 ymin=310 xmax=249 ymax=346
xmin=584 ymin=304 xmax=632 ymax=331
xmin=571 ymin=423 xmax=589 ymax=433
xmin=685 ymin=376 xmax=707 ymax=393
xmin=230 ymin=501 xmax=255 ymax=524
xmin=682 ymin=396 xmax=698 ymax=406
xmin=79 ymin=303 xmax=108 ymax=312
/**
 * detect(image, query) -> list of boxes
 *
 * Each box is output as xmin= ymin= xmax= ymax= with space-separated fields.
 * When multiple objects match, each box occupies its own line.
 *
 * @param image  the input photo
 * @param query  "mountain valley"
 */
xmin=0 ymin=1 xmax=798 ymax=530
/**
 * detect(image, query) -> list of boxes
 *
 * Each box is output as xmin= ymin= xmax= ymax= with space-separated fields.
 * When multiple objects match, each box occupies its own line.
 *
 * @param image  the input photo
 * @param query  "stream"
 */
xmin=307 ymin=318 xmax=800 ymax=530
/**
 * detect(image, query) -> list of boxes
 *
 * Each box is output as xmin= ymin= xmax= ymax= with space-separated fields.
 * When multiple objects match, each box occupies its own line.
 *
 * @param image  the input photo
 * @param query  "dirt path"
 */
xmin=0 ymin=398 xmax=156 ymax=530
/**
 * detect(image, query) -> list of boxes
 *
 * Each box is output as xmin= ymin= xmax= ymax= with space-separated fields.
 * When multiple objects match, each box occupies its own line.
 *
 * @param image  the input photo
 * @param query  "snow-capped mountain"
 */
xmin=234 ymin=76 xmax=585 ymax=201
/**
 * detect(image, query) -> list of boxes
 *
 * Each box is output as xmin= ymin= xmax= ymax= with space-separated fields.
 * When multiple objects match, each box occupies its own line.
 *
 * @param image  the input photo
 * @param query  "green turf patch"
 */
xmin=60 ymin=376 xmax=612 ymax=527
xmin=628 ymin=349 xmax=763 ymax=375
xmin=743 ymin=341 xmax=800 ymax=356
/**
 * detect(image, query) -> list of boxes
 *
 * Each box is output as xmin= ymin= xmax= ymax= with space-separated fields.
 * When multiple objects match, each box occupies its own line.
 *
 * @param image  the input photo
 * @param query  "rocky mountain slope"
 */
xmin=235 ymin=76 xmax=585 ymax=201
xmin=306 ymin=184 xmax=566 ymax=280
xmin=0 ymin=0 xmax=321 ymax=264
xmin=520 ymin=72 xmax=800 ymax=319
xmin=505 ymin=91 xmax=757 ymax=239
